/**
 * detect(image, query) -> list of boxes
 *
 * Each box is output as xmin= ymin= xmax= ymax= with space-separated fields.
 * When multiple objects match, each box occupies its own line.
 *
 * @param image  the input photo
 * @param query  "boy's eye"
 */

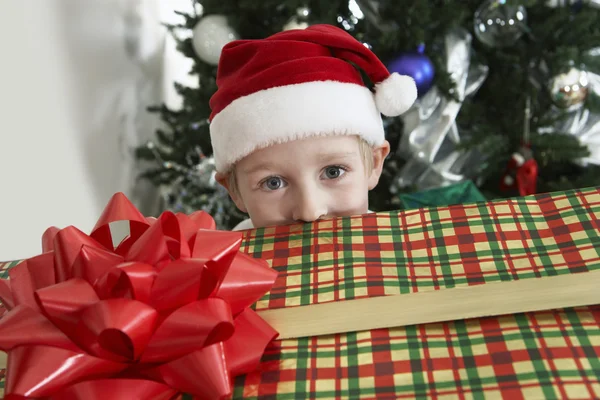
xmin=261 ymin=176 xmax=286 ymax=191
xmin=322 ymin=166 xmax=346 ymax=180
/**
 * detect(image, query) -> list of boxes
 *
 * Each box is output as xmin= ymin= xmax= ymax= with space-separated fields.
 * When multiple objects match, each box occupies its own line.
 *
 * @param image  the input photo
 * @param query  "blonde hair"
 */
xmin=228 ymin=136 xmax=374 ymax=196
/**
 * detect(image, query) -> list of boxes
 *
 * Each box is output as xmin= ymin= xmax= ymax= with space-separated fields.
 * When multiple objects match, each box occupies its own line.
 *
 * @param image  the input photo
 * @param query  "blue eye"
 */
xmin=322 ymin=166 xmax=346 ymax=180
xmin=262 ymin=176 xmax=285 ymax=191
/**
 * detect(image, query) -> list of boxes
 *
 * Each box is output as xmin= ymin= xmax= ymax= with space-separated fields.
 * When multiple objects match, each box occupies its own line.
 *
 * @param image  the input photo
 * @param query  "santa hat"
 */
xmin=209 ymin=24 xmax=417 ymax=173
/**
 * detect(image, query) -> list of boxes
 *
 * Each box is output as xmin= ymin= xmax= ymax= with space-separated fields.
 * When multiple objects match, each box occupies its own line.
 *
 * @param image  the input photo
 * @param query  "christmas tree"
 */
xmin=136 ymin=0 xmax=600 ymax=229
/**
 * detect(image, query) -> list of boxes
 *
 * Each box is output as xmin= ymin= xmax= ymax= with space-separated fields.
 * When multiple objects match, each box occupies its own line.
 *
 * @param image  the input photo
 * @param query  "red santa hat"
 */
xmin=209 ymin=24 xmax=417 ymax=173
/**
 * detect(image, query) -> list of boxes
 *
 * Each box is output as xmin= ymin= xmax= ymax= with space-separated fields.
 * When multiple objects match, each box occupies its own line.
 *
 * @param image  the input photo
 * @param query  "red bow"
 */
xmin=0 ymin=193 xmax=278 ymax=399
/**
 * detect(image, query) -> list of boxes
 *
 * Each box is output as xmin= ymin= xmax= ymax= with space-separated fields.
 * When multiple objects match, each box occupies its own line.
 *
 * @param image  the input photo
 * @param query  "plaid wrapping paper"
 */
xmin=1 ymin=187 xmax=600 ymax=399
xmin=234 ymin=187 xmax=600 ymax=399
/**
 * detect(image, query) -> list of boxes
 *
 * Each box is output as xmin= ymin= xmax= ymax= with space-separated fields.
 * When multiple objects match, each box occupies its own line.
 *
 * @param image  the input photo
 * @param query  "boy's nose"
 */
xmin=292 ymin=191 xmax=327 ymax=223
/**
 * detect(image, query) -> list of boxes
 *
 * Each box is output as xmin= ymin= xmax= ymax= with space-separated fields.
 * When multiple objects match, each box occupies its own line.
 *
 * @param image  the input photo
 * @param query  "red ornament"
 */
xmin=0 ymin=193 xmax=278 ymax=400
xmin=500 ymin=146 xmax=538 ymax=196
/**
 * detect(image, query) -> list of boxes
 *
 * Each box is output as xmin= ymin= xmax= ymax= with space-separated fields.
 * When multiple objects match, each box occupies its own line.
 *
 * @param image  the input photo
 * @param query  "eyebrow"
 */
xmin=317 ymin=151 xmax=357 ymax=162
xmin=243 ymin=152 xmax=358 ymax=175
xmin=243 ymin=162 xmax=279 ymax=175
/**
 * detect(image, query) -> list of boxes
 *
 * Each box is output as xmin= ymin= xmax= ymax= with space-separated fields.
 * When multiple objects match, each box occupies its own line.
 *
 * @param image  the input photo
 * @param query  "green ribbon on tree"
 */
xmin=399 ymin=180 xmax=486 ymax=209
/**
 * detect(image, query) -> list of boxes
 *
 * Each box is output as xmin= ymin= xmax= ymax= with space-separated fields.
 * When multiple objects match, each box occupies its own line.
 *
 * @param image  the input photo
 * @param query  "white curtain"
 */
xmin=0 ymin=0 xmax=172 ymax=260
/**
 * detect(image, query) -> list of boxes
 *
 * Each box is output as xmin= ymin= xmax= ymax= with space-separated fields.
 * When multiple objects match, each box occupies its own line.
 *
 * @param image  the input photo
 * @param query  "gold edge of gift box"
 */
xmin=258 ymin=270 xmax=600 ymax=340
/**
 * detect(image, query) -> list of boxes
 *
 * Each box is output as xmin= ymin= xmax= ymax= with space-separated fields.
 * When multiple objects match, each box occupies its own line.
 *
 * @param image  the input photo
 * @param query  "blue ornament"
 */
xmin=387 ymin=44 xmax=435 ymax=97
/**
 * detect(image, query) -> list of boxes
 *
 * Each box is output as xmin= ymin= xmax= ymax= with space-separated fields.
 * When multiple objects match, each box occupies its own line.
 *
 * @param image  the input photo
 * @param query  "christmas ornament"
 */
xmin=543 ymin=64 xmax=600 ymax=166
xmin=395 ymin=28 xmax=489 ymax=191
xmin=549 ymin=67 xmax=589 ymax=109
xmin=387 ymin=44 xmax=435 ymax=98
xmin=473 ymin=0 xmax=528 ymax=48
xmin=192 ymin=15 xmax=238 ymax=65
xmin=283 ymin=6 xmax=311 ymax=31
xmin=545 ymin=0 xmax=600 ymax=9
xmin=500 ymin=97 xmax=538 ymax=196
xmin=500 ymin=145 xmax=538 ymax=195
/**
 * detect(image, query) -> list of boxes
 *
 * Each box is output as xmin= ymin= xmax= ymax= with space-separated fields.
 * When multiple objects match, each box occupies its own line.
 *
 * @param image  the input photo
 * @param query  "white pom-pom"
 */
xmin=374 ymin=73 xmax=418 ymax=117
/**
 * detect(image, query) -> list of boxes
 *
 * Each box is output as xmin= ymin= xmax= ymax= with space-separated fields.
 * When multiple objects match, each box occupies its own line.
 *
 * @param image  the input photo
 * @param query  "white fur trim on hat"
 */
xmin=374 ymin=73 xmax=418 ymax=117
xmin=210 ymin=81 xmax=385 ymax=173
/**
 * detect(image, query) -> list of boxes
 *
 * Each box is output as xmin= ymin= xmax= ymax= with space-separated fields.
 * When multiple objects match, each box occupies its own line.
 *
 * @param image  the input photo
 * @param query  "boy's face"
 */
xmin=218 ymin=135 xmax=390 ymax=229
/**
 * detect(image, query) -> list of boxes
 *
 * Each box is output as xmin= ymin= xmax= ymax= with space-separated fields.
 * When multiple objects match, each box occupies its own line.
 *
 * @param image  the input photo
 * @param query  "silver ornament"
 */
xmin=545 ymin=0 xmax=600 ymax=9
xmin=473 ymin=0 xmax=528 ymax=48
xmin=541 ymin=81 xmax=600 ymax=166
xmin=549 ymin=67 xmax=589 ymax=109
xmin=539 ymin=48 xmax=600 ymax=166
xmin=192 ymin=15 xmax=238 ymax=65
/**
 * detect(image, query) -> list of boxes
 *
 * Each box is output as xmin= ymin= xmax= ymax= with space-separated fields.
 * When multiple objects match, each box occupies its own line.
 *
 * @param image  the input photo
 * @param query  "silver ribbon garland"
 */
xmin=540 ymin=48 xmax=600 ymax=166
xmin=394 ymin=28 xmax=489 ymax=191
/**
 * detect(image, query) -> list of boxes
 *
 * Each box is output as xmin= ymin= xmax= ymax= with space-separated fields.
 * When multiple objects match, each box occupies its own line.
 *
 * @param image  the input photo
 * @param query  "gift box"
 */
xmin=232 ymin=186 xmax=600 ymax=399
xmin=1 ymin=187 xmax=600 ymax=399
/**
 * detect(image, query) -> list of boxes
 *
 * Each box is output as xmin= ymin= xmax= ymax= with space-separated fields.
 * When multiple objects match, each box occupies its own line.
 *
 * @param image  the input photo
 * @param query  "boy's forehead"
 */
xmin=238 ymin=135 xmax=362 ymax=173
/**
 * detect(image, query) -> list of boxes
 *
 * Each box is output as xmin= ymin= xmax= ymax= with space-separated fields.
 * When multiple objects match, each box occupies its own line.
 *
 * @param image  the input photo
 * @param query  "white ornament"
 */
xmin=283 ymin=6 xmax=311 ymax=31
xmin=192 ymin=15 xmax=238 ymax=65
xmin=283 ymin=19 xmax=310 ymax=31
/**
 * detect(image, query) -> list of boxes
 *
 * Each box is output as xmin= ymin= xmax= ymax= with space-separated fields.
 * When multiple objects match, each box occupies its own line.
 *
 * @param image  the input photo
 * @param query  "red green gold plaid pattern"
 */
xmin=234 ymin=187 xmax=600 ymax=399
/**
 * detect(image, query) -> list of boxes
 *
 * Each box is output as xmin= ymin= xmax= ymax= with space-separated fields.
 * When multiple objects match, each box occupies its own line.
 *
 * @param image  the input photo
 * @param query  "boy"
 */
xmin=209 ymin=24 xmax=417 ymax=230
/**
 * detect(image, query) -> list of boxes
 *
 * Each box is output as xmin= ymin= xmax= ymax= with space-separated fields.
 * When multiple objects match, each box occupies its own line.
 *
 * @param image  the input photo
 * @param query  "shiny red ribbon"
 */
xmin=0 ymin=193 xmax=278 ymax=400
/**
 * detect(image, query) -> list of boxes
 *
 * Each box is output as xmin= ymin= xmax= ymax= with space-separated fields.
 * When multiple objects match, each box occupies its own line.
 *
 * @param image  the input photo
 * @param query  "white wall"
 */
xmin=0 ymin=0 xmax=169 ymax=260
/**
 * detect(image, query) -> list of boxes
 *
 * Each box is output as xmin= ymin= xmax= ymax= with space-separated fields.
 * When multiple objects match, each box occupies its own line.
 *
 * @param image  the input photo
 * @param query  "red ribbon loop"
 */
xmin=78 ymin=298 xmax=158 ymax=362
xmin=0 ymin=278 xmax=13 ymax=310
xmin=152 ymin=343 xmax=231 ymax=400
xmin=42 ymin=226 xmax=60 ymax=254
xmin=90 ymin=192 xmax=150 ymax=251
xmin=53 ymin=226 xmax=107 ymax=283
xmin=149 ymin=259 xmax=206 ymax=311
xmin=25 ymin=253 xmax=56 ymax=290
xmin=6 ymin=345 xmax=126 ymax=398
xmin=0 ymin=305 xmax=77 ymax=352
xmin=35 ymin=278 xmax=99 ymax=336
xmin=50 ymin=379 xmax=177 ymax=400
xmin=71 ymin=246 xmax=124 ymax=287
xmin=94 ymin=262 xmax=156 ymax=303
xmin=142 ymin=298 xmax=234 ymax=363
xmin=8 ymin=262 xmax=38 ymax=311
